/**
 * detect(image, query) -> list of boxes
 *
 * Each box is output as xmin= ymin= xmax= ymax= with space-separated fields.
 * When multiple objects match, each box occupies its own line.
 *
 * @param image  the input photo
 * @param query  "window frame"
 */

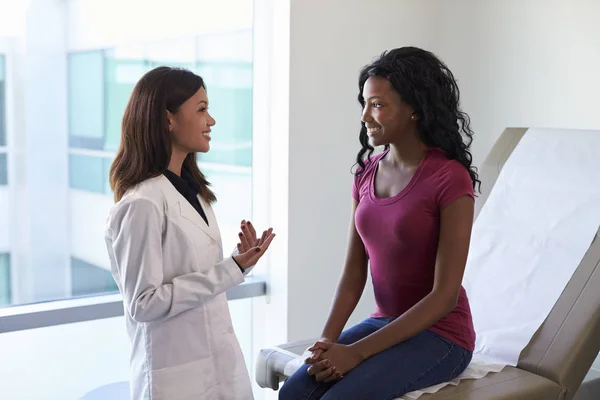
xmin=0 ymin=53 xmax=5 ymax=148
xmin=0 ymin=26 xmax=270 ymax=335
xmin=0 ymin=277 xmax=266 ymax=333
xmin=0 ymin=54 xmax=6 ymax=186
xmin=66 ymin=49 xmax=106 ymax=150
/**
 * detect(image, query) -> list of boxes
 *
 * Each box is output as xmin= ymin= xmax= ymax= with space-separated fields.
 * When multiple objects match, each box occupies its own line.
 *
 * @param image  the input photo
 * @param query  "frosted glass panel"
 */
xmin=68 ymin=51 xmax=104 ymax=144
xmin=0 ymin=298 xmax=253 ymax=400
xmin=0 ymin=317 xmax=130 ymax=400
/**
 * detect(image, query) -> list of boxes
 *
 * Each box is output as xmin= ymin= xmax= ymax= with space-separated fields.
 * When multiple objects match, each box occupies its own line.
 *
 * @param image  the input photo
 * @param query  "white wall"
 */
xmin=281 ymin=0 xmax=440 ymax=342
xmin=431 ymin=0 xmax=600 ymax=369
xmin=432 ymin=0 xmax=600 ymax=166
xmin=276 ymin=0 xmax=600 ymax=344
xmin=253 ymin=2 xmax=600 ymax=397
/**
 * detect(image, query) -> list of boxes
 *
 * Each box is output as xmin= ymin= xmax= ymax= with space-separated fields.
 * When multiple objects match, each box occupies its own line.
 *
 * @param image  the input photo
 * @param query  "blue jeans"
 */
xmin=278 ymin=318 xmax=472 ymax=400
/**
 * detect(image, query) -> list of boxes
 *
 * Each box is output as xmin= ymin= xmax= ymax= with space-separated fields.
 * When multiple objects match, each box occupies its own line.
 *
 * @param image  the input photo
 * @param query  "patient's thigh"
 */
xmin=337 ymin=317 xmax=390 ymax=344
xmin=278 ymin=318 xmax=389 ymax=400
xmin=321 ymin=330 xmax=469 ymax=400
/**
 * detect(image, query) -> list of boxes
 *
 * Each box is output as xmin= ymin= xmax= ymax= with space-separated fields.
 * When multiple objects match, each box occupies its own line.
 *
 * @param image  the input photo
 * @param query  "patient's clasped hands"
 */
xmin=234 ymin=220 xmax=362 ymax=383
xmin=305 ymin=339 xmax=364 ymax=383
xmin=233 ymin=220 xmax=275 ymax=269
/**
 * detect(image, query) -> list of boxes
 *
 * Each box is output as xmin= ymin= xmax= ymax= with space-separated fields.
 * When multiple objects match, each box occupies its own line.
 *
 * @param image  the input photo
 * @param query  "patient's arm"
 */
xmin=351 ymin=195 xmax=474 ymax=361
xmin=320 ymin=199 xmax=369 ymax=343
xmin=305 ymin=200 xmax=368 ymax=381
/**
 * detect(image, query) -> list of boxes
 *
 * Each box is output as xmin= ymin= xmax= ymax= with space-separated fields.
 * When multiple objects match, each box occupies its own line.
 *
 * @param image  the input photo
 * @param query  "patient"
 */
xmin=279 ymin=47 xmax=481 ymax=400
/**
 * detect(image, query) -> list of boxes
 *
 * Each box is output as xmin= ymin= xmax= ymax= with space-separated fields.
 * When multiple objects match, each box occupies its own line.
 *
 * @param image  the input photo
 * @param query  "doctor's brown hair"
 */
xmin=109 ymin=66 xmax=216 ymax=203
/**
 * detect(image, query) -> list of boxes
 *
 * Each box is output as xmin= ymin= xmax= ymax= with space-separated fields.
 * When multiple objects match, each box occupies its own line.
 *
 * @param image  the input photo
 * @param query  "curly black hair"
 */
xmin=355 ymin=46 xmax=481 ymax=192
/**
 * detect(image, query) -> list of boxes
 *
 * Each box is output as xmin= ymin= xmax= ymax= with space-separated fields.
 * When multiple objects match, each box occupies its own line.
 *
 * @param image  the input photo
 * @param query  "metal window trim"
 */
xmin=0 ymin=277 xmax=266 ymax=334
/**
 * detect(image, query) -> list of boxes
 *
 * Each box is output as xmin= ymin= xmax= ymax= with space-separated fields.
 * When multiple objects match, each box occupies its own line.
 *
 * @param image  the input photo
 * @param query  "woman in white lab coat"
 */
xmin=105 ymin=66 xmax=275 ymax=400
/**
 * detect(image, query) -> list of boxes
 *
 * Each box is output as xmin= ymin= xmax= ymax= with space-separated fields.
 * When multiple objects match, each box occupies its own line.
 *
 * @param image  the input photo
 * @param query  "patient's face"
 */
xmin=361 ymin=76 xmax=416 ymax=147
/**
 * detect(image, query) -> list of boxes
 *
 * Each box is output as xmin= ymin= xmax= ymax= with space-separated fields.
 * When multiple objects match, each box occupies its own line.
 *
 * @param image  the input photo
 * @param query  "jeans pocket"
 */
xmin=430 ymin=332 xmax=455 ymax=352
xmin=447 ymin=349 xmax=472 ymax=381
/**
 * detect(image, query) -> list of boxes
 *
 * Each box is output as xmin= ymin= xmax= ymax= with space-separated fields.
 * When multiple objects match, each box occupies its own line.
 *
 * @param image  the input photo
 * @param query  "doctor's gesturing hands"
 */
xmin=234 ymin=220 xmax=276 ymax=269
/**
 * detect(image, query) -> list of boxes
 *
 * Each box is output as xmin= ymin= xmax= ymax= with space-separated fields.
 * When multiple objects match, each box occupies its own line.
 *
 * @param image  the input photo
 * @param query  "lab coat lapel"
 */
xmin=198 ymin=195 xmax=220 ymax=241
xmin=178 ymin=198 xmax=221 ymax=244
xmin=159 ymin=176 xmax=220 ymax=243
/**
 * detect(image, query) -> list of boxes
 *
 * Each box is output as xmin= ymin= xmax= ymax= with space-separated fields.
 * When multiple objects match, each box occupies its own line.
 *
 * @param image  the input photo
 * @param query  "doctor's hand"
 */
xmin=233 ymin=225 xmax=275 ymax=270
xmin=236 ymin=220 xmax=260 ymax=253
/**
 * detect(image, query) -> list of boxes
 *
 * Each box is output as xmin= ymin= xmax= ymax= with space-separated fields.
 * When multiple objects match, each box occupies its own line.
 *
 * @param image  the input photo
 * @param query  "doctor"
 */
xmin=105 ymin=66 xmax=275 ymax=400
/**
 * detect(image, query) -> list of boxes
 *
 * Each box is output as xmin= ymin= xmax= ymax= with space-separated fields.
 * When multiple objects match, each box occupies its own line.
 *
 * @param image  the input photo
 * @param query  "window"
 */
xmin=103 ymin=53 xmax=151 ymax=152
xmin=68 ymin=153 xmax=112 ymax=195
xmin=2 ymin=1 xmax=260 ymax=305
xmin=0 ymin=153 xmax=6 ymax=186
xmin=0 ymin=253 xmax=10 ymax=305
xmin=196 ymin=60 xmax=253 ymax=167
xmin=71 ymin=257 xmax=118 ymax=297
xmin=66 ymin=32 xmax=255 ymax=254
xmin=0 ymin=54 xmax=5 ymax=147
xmin=1 ymin=1 xmax=265 ymax=397
xmin=68 ymin=51 xmax=105 ymax=150
xmin=0 ymin=54 xmax=6 ymax=186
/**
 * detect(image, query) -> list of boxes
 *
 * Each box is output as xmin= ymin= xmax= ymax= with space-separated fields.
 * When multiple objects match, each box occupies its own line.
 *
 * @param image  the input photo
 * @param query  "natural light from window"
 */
xmin=0 ymin=1 xmax=261 ymax=398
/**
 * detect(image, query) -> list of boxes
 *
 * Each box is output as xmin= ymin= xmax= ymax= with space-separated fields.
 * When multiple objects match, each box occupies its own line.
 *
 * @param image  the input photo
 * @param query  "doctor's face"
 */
xmin=168 ymin=87 xmax=216 ymax=154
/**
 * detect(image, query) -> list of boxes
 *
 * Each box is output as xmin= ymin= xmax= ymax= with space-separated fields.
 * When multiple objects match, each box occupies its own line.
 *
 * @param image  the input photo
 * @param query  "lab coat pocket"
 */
xmin=151 ymin=358 xmax=216 ymax=400
xmin=149 ymin=306 xmax=211 ymax=370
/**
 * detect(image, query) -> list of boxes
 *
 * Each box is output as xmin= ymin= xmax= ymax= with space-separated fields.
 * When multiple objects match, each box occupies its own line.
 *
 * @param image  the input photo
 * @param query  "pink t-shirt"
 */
xmin=352 ymin=147 xmax=476 ymax=351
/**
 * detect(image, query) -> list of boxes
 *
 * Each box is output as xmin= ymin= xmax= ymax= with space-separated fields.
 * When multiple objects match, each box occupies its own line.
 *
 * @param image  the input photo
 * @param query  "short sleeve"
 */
xmin=352 ymin=158 xmax=372 ymax=201
xmin=435 ymin=161 xmax=475 ymax=209
xmin=352 ymin=173 xmax=360 ymax=201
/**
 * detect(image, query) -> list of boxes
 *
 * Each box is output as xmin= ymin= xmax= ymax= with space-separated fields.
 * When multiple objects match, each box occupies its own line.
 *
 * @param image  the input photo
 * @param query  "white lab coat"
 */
xmin=104 ymin=175 xmax=254 ymax=400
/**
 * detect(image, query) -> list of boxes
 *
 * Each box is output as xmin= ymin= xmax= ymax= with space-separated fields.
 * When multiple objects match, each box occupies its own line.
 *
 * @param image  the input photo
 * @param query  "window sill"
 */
xmin=0 ymin=276 xmax=266 ymax=333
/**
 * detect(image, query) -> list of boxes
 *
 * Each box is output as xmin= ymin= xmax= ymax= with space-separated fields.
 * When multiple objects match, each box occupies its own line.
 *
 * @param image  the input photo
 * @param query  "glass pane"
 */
xmin=103 ymin=157 xmax=112 ymax=195
xmin=206 ymin=165 xmax=252 ymax=255
xmin=146 ymin=37 xmax=196 ymax=69
xmin=71 ymin=257 xmax=118 ymax=297
xmin=1 ymin=0 xmax=261 ymax=396
xmin=0 ymin=298 xmax=254 ymax=399
xmin=104 ymin=56 xmax=152 ymax=152
xmin=0 ymin=253 xmax=10 ymax=305
xmin=69 ymin=153 xmax=105 ymax=194
xmin=196 ymin=30 xmax=253 ymax=63
xmin=0 ymin=54 xmax=5 ymax=147
xmin=0 ymin=317 xmax=130 ymax=400
xmin=0 ymin=153 xmax=7 ymax=185
xmin=68 ymin=51 xmax=104 ymax=148
xmin=2 ymin=0 xmax=257 ymax=326
xmin=195 ymin=60 xmax=253 ymax=168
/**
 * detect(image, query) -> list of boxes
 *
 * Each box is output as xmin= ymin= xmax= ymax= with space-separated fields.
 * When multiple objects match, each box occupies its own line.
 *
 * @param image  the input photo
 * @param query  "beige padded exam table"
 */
xmin=255 ymin=128 xmax=600 ymax=400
